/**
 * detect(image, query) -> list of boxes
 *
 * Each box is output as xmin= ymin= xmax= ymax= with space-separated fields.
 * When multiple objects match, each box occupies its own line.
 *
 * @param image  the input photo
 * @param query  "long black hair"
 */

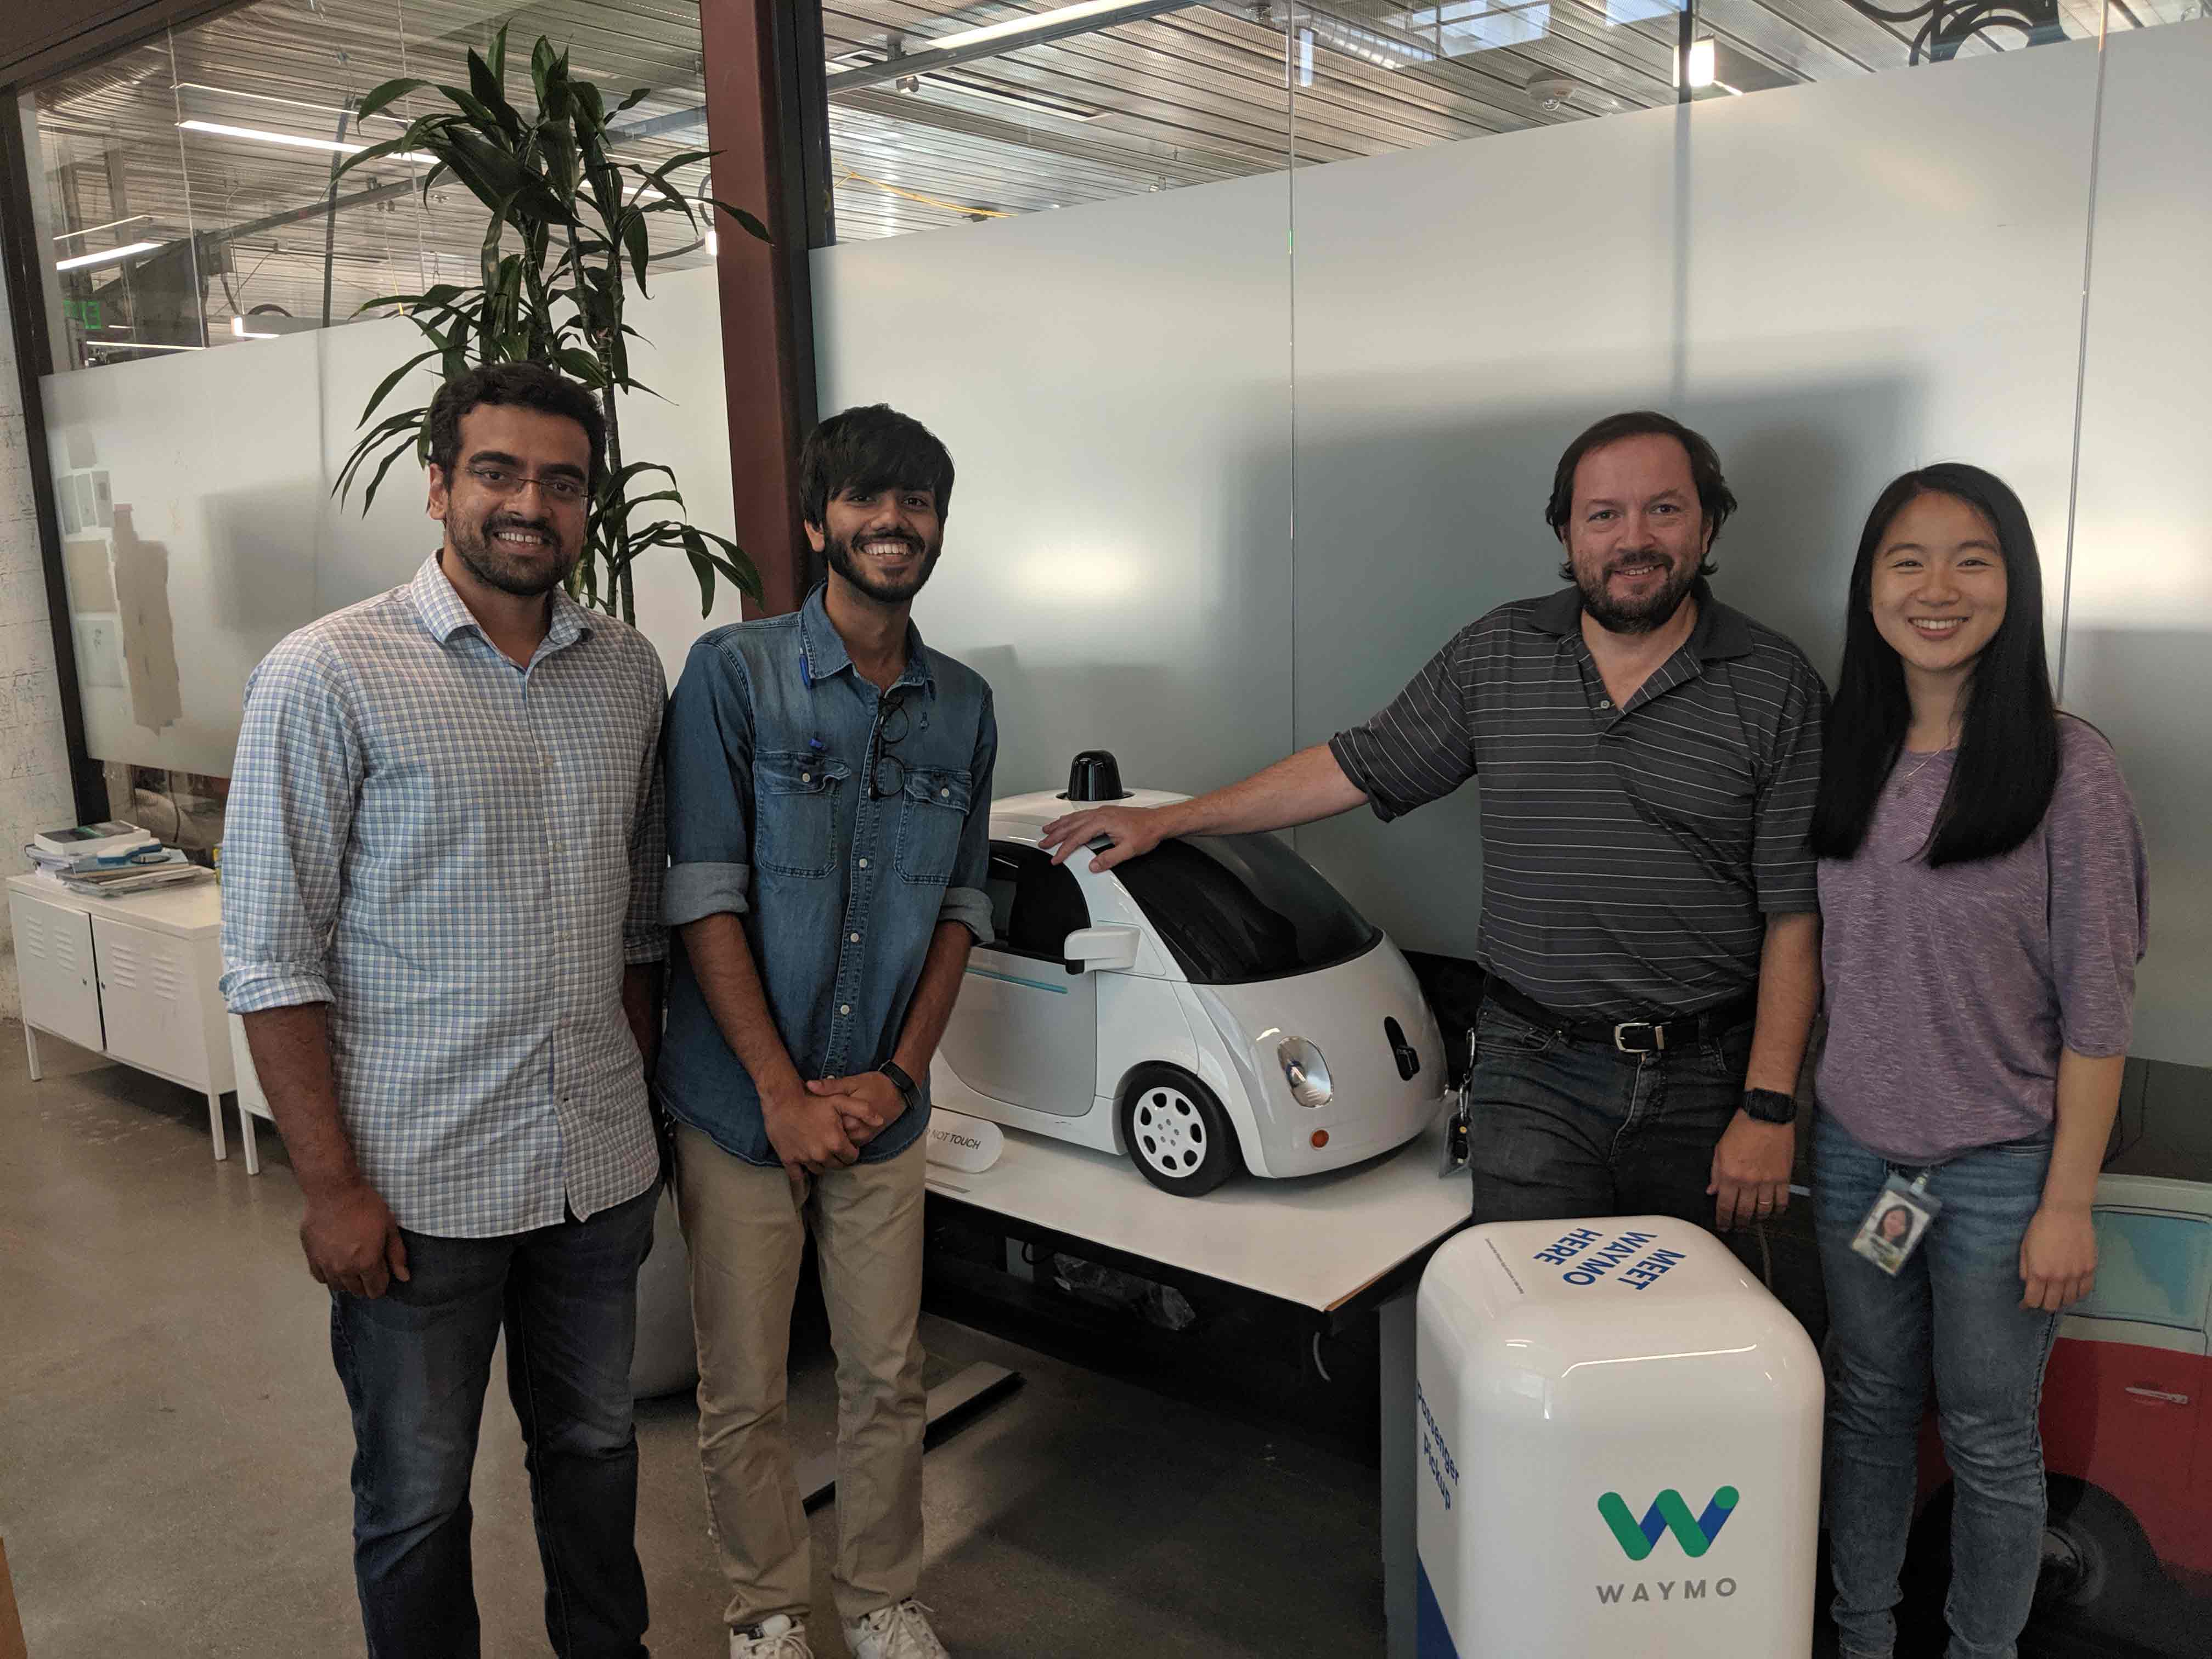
xmin=1808 ymin=463 xmax=2059 ymax=866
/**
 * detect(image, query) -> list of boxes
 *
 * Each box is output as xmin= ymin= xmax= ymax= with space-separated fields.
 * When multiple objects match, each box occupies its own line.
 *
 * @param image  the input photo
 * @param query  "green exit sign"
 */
xmin=64 ymin=297 xmax=105 ymax=329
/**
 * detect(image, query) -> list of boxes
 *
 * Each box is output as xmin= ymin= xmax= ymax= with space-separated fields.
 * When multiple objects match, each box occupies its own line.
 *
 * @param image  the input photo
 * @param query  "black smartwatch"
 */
xmin=1741 ymin=1087 xmax=1798 ymax=1125
xmin=879 ymin=1060 xmax=923 ymax=1115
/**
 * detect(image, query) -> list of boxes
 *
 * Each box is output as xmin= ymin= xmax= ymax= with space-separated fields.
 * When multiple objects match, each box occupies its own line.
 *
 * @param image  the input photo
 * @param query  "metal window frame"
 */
xmin=2 ymin=88 xmax=114 ymax=823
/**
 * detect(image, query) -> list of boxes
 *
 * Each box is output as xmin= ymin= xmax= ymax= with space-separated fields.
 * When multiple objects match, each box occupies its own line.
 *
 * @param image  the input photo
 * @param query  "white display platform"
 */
xmin=922 ymin=1103 xmax=1469 ymax=1659
xmin=923 ymin=1108 xmax=1468 ymax=1312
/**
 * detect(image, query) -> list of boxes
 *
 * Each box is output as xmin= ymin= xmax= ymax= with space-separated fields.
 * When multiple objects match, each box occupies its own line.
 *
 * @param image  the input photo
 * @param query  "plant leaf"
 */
xmin=356 ymin=77 xmax=436 ymax=121
xmin=712 ymin=198 xmax=772 ymax=243
xmin=685 ymin=545 xmax=715 ymax=614
xmin=531 ymin=37 xmax=558 ymax=108
xmin=485 ymin=23 xmax=509 ymax=95
xmin=357 ymin=348 xmax=442 ymax=425
xmin=467 ymin=45 xmax=522 ymax=136
xmin=622 ymin=210 xmax=652 ymax=294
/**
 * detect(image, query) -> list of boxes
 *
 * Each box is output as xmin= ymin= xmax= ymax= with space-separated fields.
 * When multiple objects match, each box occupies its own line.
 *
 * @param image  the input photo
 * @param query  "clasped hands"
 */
xmin=764 ymin=1069 xmax=908 ymax=1176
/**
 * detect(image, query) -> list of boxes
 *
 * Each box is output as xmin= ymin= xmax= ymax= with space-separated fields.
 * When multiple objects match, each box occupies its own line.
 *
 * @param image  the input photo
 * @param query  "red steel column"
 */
xmin=699 ymin=0 xmax=818 ymax=616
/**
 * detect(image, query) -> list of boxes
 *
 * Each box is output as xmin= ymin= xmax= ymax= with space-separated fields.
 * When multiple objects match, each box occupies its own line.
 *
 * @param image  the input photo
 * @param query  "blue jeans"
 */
xmin=329 ymin=1183 xmax=658 ymax=1659
xmin=1814 ymin=1112 xmax=2059 ymax=1659
xmin=1465 ymin=998 xmax=1754 ymax=1228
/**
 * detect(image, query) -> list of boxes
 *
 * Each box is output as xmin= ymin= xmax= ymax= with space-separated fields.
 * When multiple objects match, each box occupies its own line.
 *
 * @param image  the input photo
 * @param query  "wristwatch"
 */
xmin=1742 ymin=1087 xmax=1798 ymax=1125
xmin=879 ymin=1060 xmax=923 ymax=1115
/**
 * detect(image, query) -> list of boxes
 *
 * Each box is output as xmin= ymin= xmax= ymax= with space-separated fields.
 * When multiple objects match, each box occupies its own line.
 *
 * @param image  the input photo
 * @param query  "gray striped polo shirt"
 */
xmin=1329 ymin=580 xmax=1826 ymax=1021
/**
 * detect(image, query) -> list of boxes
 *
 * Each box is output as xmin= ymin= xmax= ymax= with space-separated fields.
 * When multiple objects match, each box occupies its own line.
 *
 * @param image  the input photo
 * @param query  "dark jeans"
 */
xmin=1464 ymin=997 xmax=1754 ymax=1229
xmin=1815 ymin=1111 xmax=2058 ymax=1659
xmin=330 ymin=1183 xmax=658 ymax=1659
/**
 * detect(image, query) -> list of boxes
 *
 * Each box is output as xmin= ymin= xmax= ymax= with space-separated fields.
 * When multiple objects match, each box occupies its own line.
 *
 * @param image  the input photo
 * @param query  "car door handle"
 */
xmin=2124 ymin=1385 xmax=2191 ymax=1406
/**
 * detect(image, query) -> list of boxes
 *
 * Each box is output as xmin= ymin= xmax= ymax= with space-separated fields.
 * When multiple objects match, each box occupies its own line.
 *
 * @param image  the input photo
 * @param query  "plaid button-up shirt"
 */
xmin=221 ymin=555 xmax=667 ymax=1237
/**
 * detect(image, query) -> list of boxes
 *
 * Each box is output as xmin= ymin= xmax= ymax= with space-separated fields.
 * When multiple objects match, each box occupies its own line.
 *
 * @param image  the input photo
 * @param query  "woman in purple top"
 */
xmin=1807 ymin=463 xmax=2148 ymax=1659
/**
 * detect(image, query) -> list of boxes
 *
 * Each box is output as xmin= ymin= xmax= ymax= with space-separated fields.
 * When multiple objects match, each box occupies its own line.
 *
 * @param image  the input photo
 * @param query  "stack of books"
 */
xmin=25 ymin=820 xmax=208 ymax=897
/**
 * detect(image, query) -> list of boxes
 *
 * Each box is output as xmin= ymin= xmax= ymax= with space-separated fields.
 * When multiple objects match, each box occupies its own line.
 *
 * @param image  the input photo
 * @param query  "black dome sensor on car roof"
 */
xmin=1060 ymin=751 xmax=1131 ymax=803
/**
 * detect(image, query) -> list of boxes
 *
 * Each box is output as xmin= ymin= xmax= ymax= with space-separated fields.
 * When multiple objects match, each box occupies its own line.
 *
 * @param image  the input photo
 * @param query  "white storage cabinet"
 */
xmin=8 ymin=873 xmax=240 ymax=1165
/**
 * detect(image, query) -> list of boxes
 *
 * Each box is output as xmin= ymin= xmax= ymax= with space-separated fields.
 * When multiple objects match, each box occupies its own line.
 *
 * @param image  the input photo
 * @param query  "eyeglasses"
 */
xmin=464 ymin=464 xmax=589 ymax=506
xmin=867 ymin=690 xmax=912 ymax=799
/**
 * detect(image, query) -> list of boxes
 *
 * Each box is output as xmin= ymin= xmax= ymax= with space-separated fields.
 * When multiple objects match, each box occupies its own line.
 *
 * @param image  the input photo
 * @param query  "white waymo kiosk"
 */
xmin=1415 ymin=1217 xmax=1823 ymax=1657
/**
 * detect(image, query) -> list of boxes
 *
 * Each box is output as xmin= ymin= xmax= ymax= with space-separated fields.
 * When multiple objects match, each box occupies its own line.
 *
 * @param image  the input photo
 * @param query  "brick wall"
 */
xmin=0 ymin=232 xmax=83 ymax=1020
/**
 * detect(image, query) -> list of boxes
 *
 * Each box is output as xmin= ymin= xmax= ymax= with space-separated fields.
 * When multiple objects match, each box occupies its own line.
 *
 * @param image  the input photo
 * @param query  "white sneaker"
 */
xmin=843 ymin=1599 xmax=950 ymax=1659
xmin=730 ymin=1613 xmax=814 ymax=1658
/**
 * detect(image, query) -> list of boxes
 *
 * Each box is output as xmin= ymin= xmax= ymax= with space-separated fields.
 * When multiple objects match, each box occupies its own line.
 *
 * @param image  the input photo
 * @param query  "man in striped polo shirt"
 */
xmin=1041 ymin=411 xmax=1824 ymax=1237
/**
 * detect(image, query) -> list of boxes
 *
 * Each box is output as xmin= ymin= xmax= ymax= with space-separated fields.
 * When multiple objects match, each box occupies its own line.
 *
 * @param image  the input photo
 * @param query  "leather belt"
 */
xmin=1483 ymin=977 xmax=1756 ymax=1056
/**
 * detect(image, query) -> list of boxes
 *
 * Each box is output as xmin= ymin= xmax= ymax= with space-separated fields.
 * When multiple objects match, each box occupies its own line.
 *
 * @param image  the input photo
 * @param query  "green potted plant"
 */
xmin=333 ymin=27 xmax=765 ymax=623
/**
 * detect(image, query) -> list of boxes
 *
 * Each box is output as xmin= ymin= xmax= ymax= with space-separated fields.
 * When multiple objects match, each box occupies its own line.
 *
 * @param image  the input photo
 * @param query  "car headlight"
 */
xmin=1277 ymin=1036 xmax=1333 ymax=1108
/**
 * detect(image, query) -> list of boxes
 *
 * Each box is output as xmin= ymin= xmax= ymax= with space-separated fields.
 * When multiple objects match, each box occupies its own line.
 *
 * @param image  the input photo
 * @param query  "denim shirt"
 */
xmin=658 ymin=584 xmax=997 ymax=1166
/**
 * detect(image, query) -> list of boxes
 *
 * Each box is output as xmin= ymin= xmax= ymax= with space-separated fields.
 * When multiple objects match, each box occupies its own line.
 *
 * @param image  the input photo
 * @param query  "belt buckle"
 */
xmin=1613 ymin=1020 xmax=1665 ymax=1054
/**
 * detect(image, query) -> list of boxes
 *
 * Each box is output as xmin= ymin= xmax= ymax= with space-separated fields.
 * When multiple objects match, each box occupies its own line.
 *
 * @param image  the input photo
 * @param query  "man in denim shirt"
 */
xmin=660 ymin=406 xmax=995 ymax=1659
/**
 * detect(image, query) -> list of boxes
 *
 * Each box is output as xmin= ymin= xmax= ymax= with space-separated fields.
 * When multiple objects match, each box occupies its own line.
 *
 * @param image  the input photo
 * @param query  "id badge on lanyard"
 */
xmin=1852 ymin=1170 xmax=1942 ymax=1276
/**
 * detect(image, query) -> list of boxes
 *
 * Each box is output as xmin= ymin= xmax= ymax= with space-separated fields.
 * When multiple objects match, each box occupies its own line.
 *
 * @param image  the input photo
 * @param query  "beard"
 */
xmin=826 ymin=523 xmax=942 ymax=605
xmin=447 ymin=509 xmax=580 ymax=599
xmin=1572 ymin=550 xmax=1700 ymax=636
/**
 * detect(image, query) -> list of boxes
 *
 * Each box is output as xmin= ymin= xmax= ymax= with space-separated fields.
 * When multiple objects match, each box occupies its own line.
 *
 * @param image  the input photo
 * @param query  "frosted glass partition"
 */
xmin=41 ymin=264 xmax=750 ymax=777
xmin=810 ymin=178 xmax=1296 ymax=800
xmin=2062 ymin=22 xmax=2212 ymax=1068
xmin=1287 ymin=41 xmax=2102 ymax=964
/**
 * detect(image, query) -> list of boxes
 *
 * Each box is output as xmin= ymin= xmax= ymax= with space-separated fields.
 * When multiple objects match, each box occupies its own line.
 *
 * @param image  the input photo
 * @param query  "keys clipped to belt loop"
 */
xmin=1441 ymin=1028 xmax=1475 ymax=1177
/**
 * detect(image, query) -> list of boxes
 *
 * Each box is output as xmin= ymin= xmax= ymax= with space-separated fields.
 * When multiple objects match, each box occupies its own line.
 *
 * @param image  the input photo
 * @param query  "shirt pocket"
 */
xmin=755 ymin=752 xmax=850 ymax=879
xmin=895 ymin=765 xmax=972 ymax=885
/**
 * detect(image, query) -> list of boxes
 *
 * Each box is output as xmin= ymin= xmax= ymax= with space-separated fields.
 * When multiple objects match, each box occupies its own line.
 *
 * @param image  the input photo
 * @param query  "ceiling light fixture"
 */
xmin=230 ymin=316 xmax=278 ymax=340
xmin=910 ymin=71 xmax=1105 ymax=120
xmin=54 ymin=214 xmax=152 ymax=244
xmin=1685 ymin=37 xmax=1716 ymax=88
xmin=173 ymin=83 xmax=404 ymax=124
xmin=55 ymin=240 xmax=163 ymax=272
xmin=176 ymin=120 xmax=436 ymax=165
xmin=1282 ymin=13 xmax=1437 ymax=70
xmin=926 ymin=0 xmax=1169 ymax=54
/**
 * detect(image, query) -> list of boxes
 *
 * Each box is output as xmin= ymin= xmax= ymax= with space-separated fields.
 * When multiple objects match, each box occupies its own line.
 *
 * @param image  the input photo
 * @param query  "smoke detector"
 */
xmin=1525 ymin=75 xmax=1579 ymax=112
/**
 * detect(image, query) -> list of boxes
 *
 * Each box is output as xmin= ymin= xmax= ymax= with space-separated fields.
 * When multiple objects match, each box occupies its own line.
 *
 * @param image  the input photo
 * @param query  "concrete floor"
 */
xmin=0 ymin=1023 xmax=1384 ymax=1658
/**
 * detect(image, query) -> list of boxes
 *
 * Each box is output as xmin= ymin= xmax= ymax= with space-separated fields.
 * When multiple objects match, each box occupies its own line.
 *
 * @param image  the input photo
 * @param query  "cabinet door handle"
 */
xmin=2124 ymin=1385 xmax=2191 ymax=1406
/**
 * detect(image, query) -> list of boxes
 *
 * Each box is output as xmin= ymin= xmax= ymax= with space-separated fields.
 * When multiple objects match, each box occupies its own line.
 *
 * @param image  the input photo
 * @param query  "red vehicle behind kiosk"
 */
xmin=1909 ymin=1172 xmax=2212 ymax=1628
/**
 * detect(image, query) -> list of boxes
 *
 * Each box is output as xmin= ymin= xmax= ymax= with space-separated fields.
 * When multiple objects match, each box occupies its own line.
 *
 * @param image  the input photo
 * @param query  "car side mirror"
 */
xmin=1062 ymin=925 xmax=1142 ymax=975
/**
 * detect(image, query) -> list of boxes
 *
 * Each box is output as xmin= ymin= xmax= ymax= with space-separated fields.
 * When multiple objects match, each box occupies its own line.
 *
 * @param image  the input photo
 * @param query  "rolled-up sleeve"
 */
xmin=1751 ymin=657 xmax=1827 ymax=915
xmin=940 ymin=684 xmax=997 ymax=945
xmin=220 ymin=635 xmax=363 ymax=1013
xmin=663 ymin=638 xmax=755 ymax=927
xmin=1328 ymin=628 xmax=1479 ymax=823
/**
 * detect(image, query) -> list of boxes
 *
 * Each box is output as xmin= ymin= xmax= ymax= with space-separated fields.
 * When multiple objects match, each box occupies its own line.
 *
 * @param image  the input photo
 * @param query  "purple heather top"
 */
xmin=1815 ymin=716 xmax=2148 ymax=1165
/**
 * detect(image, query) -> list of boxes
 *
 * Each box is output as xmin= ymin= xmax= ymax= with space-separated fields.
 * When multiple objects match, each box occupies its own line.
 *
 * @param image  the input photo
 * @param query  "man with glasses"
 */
xmin=659 ymin=405 xmax=995 ymax=1659
xmin=222 ymin=362 xmax=667 ymax=1657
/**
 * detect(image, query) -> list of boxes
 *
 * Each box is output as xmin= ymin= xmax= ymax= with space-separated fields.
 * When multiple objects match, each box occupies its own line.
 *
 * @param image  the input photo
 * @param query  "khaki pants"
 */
xmin=675 ymin=1122 xmax=929 ymax=1632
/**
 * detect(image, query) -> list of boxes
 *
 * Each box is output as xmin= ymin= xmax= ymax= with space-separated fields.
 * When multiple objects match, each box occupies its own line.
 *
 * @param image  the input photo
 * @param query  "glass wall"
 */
xmin=24 ymin=0 xmax=718 ymax=371
xmin=811 ymin=0 xmax=2194 ymax=241
xmin=22 ymin=0 xmax=738 ymax=796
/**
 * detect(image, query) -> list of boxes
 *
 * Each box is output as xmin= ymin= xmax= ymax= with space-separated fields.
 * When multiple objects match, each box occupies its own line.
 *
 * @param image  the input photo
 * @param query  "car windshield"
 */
xmin=1113 ymin=833 xmax=1381 ymax=985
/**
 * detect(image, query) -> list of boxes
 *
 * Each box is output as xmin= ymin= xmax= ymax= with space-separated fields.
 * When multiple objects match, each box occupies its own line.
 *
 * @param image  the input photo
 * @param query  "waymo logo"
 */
xmin=1598 ymin=1487 xmax=1739 ymax=1560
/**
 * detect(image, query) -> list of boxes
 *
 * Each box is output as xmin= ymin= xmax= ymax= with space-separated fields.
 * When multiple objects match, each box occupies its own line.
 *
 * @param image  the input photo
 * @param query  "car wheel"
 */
xmin=1900 ymin=1476 xmax=2162 ymax=1633
xmin=1118 ymin=1066 xmax=1241 ymax=1197
xmin=2035 ymin=1475 xmax=2163 ymax=1613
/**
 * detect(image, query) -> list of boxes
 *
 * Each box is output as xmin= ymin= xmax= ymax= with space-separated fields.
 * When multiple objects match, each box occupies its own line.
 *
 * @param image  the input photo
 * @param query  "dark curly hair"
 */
xmin=426 ymin=362 xmax=606 ymax=485
xmin=1545 ymin=410 xmax=1736 ymax=579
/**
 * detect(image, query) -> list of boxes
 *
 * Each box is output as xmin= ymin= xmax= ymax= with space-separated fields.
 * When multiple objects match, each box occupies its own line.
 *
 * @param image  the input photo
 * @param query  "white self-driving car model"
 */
xmin=929 ymin=755 xmax=1451 ymax=1197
